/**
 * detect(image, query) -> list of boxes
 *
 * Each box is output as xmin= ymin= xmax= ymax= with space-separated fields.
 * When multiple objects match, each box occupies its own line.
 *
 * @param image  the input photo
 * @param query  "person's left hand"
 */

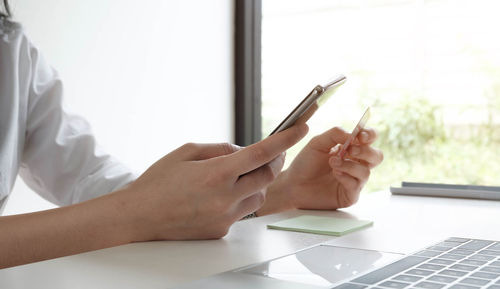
xmin=256 ymin=126 xmax=383 ymax=216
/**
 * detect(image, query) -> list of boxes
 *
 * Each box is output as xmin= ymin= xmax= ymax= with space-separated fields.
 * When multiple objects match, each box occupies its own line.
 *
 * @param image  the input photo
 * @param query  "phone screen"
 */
xmin=269 ymin=75 xmax=346 ymax=136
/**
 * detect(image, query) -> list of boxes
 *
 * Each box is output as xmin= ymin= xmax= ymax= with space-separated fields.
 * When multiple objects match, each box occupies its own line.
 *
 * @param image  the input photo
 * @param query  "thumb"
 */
xmin=308 ymin=126 xmax=350 ymax=153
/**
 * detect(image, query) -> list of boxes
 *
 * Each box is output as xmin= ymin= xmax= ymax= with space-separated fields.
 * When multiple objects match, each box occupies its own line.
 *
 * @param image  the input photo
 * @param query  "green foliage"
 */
xmin=372 ymin=96 xmax=446 ymax=161
xmin=363 ymin=95 xmax=500 ymax=193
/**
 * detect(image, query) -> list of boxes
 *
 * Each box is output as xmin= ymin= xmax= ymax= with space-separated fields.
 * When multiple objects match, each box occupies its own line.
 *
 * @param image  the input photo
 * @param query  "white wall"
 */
xmin=4 ymin=0 xmax=234 ymax=214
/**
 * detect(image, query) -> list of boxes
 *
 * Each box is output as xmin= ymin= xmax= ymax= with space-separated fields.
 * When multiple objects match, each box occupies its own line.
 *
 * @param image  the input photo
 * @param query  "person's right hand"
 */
xmin=119 ymin=124 xmax=308 ymax=241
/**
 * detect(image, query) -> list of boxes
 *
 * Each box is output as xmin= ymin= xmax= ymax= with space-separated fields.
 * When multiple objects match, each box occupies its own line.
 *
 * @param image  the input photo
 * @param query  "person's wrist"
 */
xmin=279 ymin=169 xmax=299 ymax=210
xmin=105 ymin=187 xmax=153 ymax=243
xmin=256 ymin=170 xmax=296 ymax=216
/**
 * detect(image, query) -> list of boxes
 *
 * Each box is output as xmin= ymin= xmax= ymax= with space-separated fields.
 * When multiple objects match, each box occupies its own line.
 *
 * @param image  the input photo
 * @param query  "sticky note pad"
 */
xmin=267 ymin=215 xmax=373 ymax=236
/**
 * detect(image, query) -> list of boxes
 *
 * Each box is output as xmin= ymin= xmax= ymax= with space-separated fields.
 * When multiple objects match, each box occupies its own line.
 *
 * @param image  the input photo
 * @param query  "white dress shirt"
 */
xmin=0 ymin=19 xmax=136 ymax=213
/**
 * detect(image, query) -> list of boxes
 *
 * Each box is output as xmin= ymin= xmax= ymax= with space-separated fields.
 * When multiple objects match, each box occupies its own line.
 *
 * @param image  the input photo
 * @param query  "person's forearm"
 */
xmin=0 ymin=189 xmax=137 ymax=268
xmin=256 ymin=170 xmax=296 ymax=216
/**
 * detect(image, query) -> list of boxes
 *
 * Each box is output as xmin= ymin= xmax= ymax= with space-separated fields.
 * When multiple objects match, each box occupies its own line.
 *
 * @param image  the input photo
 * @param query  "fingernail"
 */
xmin=330 ymin=157 xmax=342 ymax=167
xmin=351 ymin=146 xmax=360 ymax=156
xmin=330 ymin=144 xmax=340 ymax=154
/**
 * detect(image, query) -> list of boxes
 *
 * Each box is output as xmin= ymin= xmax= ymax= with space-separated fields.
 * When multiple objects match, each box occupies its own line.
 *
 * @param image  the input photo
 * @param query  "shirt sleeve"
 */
xmin=18 ymin=38 xmax=137 ymax=206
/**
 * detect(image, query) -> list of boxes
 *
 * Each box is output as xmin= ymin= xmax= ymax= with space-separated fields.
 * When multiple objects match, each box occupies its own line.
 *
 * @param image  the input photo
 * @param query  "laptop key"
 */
xmin=459 ymin=240 xmax=494 ymax=251
xmin=417 ymin=264 xmax=446 ymax=271
xmin=379 ymin=281 xmax=410 ymax=289
xmin=414 ymin=281 xmax=446 ymax=289
xmin=439 ymin=269 xmax=468 ymax=277
xmin=479 ymin=250 xmax=500 ymax=256
xmin=428 ymin=259 xmax=455 ymax=265
xmin=352 ymin=256 xmax=428 ymax=285
xmin=393 ymin=275 xmax=423 ymax=283
xmin=406 ymin=269 xmax=434 ymax=276
xmin=449 ymin=249 xmax=476 ymax=256
xmin=482 ymin=266 xmax=500 ymax=274
xmin=460 ymin=278 xmax=490 ymax=286
xmin=490 ymin=261 xmax=500 ymax=267
xmin=460 ymin=259 xmax=488 ymax=266
xmin=468 ymin=254 xmax=495 ymax=261
xmin=450 ymin=264 xmax=478 ymax=271
xmin=427 ymin=275 xmax=457 ymax=283
xmin=449 ymin=285 xmax=480 ymax=289
xmin=487 ymin=285 xmax=500 ymax=289
xmin=487 ymin=242 xmax=500 ymax=251
xmin=470 ymin=271 xmax=500 ymax=279
xmin=440 ymin=254 xmax=465 ymax=261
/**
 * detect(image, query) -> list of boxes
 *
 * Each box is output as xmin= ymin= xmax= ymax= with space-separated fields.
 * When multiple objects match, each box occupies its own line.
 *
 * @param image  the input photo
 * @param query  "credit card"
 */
xmin=338 ymin=107 xmax=371 ymax=159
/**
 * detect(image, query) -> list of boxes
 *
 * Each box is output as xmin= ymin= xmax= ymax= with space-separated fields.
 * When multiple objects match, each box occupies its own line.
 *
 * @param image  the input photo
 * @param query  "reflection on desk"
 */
xmin=239 ymin=245 xmax=402 ymax=287
xmin=0 ymin=191 xmax=499 ymax=289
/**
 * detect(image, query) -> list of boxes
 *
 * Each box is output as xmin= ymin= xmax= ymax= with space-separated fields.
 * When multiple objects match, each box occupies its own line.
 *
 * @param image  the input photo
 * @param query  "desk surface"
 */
xmin=1 ymin=191 xmax=499 ymax=289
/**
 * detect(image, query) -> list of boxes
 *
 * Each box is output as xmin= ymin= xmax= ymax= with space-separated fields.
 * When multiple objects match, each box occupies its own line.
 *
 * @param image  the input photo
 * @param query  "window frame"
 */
xmin=234 ymin=0 xmax=262 ymax=146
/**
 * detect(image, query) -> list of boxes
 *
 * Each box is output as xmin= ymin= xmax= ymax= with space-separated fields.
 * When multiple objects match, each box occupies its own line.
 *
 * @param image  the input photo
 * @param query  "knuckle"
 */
xmin=339 ymin=190 xmax=360 ymax=208
xmin=310 ymin=133 xmax=326 ymax=147
xmin=364 ymin=168 xmax=371 ymax=180
xmin=218 ymin=142 xmax=238 ymax=155
xmin=250 ymin=146 xmax=271 ymax=164
xmin=348 ymin=192 xmax=360 ymax=207
xmin=181 ymin=142 xmax=199 ymax=152
xmin=331 ymin=126 xmax=348 ymax=138
xmin=289 ymin=124 xmax=305 ymax=141
xmin=332 ymin=126 xmax=346 ymax=134
xmin=248 ymin=191 xmax=265 ymax=206
xmin=310 ymin=134 xmax=321 ymax=145
xmin=260 ymin=165 xmax=277 ymax=184
xmin=254 ymin=191 xmax=266 ymax=207
xmin=379 ymin=149 xmax=384 ymax=163
xmin=268 ymin=156 xmax=285 ymax=175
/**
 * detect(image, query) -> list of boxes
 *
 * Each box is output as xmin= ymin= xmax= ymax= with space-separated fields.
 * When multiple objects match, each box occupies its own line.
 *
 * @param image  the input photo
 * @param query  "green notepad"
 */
xmin=267 ymin=215 xmax=373 ymax=236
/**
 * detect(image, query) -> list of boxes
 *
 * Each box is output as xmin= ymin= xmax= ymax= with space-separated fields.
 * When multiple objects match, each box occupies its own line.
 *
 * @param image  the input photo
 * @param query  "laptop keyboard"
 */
xmin=332 ymin=238 xmax=500 ymax=289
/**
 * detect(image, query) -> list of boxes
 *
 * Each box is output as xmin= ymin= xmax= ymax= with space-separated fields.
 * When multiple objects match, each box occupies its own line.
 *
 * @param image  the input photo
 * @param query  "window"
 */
xmin=261 ymin=0 xmax=500 ymax=192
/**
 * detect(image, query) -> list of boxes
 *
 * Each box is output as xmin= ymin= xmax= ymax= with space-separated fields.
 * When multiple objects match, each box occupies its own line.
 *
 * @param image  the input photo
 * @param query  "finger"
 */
xmin=308 ymin=127 xmax=350 ymax=153
xmin=232 ymin=192 xmax=266 ymax=221
xmin=331 ymin=174 xmax=362 ymax=207
xmin=355 ymin=127 xmax=378 ymax=145
xmin=174 ymin=142 xmax=241 ymax=161
xmin=229 ymin=124 xmax=308 ymax=175
xmin=233 ymin=153 xmax=286 ymax=200
xmin=347 ymin=145 xmax=384 ymax=168
xmin=192 ymin=143 xmax=241 ymax=160
xmin=329 ymin=156 xmax=370 ymax=183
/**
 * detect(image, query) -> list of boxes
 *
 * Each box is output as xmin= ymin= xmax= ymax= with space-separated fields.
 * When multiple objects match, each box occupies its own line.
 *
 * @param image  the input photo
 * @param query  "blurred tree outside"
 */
xmin=262 ymin=0 xmax=500 ymax=194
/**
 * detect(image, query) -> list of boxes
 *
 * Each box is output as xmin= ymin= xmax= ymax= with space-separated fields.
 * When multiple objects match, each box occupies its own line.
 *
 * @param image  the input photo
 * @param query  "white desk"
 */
xmin=1 ymin=191 xmax=499 ymax=289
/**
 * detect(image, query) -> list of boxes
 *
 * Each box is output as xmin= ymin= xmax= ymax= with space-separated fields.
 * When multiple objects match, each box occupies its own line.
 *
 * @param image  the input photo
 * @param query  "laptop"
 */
xmin=172 ymin=237 xmax=500 ymax=289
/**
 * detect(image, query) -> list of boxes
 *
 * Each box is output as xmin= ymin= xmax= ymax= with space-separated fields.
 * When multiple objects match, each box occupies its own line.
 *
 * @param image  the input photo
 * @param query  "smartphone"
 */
xmin=269 ymin=75 xmax=347 ymax=136
xmin=338 ymin=107 xmax=371 ymax=159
